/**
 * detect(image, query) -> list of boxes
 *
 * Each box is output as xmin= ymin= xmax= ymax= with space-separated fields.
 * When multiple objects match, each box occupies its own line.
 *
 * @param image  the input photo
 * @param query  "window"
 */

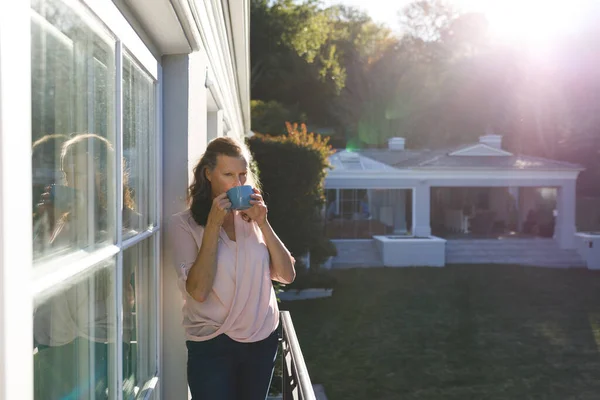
xmin=340 ymin=189 xmax=368 ymax=219
xmin=31 ymin=0 xmax=116 ymax=261
xmin=122 ymin=51 xmax=157 ymax=239
xmin=30 ymin=0 xmax=160 ymax=398
xmin=122 ymin=239 xmax=158 ymax=395
xmin=33 ymin=260 xmax=117 ymax=399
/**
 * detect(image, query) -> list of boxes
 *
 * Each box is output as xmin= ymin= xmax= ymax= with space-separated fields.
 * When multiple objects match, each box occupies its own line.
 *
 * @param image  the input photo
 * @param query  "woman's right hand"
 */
xmin=206 ymin=192 xmax=231 ymax=227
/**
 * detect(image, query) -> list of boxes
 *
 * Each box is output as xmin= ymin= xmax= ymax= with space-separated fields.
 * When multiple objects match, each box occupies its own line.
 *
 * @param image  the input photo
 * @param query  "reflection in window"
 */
xmin=31 ymin=0 xmax=116 ymax=261
xmin=123 ymin=240 xmax=157 ymax=398
xmin=123 ymin=52 xmax=156 ymax=239
xmin=33 ymin=260 xmax=117 ymax=400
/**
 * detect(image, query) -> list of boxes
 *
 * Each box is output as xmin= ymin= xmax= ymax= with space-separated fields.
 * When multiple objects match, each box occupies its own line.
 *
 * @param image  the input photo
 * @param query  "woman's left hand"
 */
xmin=243 ymin=188 xmax=268 ymax=227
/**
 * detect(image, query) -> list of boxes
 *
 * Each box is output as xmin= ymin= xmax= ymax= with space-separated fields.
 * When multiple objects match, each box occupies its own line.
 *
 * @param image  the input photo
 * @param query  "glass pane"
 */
xmin=123 ymin=239 xmax=157 ymax=398
xmin=31 ymin=0 xmax=116 ymax=262
xmin=33 ymin=259 xmax=117 ymax=400
xmin=123 ymin=52 xmax=156 ymax=238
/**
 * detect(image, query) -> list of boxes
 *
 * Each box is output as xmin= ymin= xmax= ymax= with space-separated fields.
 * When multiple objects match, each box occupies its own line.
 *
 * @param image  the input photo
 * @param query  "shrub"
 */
xmin=247 ymin=122 xmax=336 ymax=267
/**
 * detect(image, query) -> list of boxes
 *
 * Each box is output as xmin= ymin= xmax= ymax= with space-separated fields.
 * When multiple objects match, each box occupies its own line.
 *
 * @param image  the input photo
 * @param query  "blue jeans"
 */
xmin=186 ymin=330 xmax=279 ymax=400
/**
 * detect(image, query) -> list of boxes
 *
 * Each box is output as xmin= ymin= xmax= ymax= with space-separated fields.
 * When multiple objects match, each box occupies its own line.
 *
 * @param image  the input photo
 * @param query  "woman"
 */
xmin=170 ymin=137 xmax=296 ymax=400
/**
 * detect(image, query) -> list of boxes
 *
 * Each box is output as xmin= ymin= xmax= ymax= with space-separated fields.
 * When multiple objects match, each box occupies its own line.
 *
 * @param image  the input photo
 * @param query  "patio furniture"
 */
xmin=444 ymin=209 xmax=470 ymax=233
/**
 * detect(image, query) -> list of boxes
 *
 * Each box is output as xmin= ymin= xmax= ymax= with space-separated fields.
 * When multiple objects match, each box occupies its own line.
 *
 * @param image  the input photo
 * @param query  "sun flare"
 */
xmin=455 ymin=0 xmax=588 ymax=46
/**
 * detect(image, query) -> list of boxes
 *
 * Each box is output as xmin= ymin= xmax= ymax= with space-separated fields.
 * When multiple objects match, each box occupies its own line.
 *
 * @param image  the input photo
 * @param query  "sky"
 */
xmin=319 ymin=0 xmax=593 ymax=45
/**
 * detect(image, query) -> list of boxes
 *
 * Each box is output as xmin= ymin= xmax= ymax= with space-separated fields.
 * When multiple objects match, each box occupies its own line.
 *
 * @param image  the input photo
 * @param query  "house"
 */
xmin=0 ymin=0 xmax=259 ymax=399
xmin=324 ymin=134 xmax=588 ymax=268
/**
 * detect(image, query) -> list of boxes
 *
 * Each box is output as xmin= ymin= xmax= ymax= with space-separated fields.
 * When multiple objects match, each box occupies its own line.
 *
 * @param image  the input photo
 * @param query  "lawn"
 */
xmin=281 ymin=265 xmax=600 ymax=400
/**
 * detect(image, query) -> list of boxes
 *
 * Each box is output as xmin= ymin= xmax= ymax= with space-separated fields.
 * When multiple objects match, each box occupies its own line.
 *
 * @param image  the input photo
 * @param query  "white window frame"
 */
xmin=0 ymin=1 xmax=34 ymax=399
xmin=0 ymin=0 xmax=163 ymax=399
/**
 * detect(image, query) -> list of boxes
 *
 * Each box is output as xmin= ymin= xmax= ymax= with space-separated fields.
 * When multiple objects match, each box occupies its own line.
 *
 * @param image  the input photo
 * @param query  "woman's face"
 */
xmin=206 ymin=155 xmax=248 ymax=198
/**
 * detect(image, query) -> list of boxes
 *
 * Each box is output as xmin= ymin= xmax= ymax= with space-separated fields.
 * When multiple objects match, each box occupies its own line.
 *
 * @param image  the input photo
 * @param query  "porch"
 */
xmin=329 ymin=237 xmax=586 ymax=269
xmin=324 ymin=181 xmax=579 ymax=251
xmin=431 ymin=187 xmax=560 ymax=239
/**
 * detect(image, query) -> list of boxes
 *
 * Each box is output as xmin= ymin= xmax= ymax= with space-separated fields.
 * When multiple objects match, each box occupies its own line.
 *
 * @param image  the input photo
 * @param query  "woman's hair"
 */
xmin=188 ymin=137 xmax=259 ymax=226
xmin=61 ymin=133 xmax=135 ymax=211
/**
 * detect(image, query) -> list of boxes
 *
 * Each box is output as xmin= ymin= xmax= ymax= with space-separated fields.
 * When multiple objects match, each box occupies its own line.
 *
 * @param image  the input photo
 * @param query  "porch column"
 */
xmin=555 ymin=181 xmax=577 ymax=249
xmin=162 ymin=53 xmax=208 ymax=400
xmin=412 ymin=184 xmax=431 ymax=237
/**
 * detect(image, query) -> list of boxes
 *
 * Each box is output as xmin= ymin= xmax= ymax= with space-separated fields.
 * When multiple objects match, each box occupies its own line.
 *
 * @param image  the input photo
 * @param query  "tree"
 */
xmin=250 ymin=100 xmax=306 ymax=135
xmin=250 ymin=0 xmax=345 ymax=128
xmin=325 ymin=6 xmax=403 ymax=147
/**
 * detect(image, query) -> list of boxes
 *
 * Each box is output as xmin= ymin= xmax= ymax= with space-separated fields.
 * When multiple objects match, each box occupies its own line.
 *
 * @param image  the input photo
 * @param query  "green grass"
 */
xmin=281 ymin=265 xmax=600 ymax=400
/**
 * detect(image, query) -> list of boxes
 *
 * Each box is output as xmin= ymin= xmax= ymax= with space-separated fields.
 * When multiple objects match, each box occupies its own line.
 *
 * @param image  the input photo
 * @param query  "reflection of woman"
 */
xmin=32 ymin=133 xmax=137 ymax=400
xmin=32 ymin=134 xmax=69 ymax=254
xmin=170 ymin=137 xmax=296 ymax=399
xmin=33 ymin=133 xmax=113 ymax=251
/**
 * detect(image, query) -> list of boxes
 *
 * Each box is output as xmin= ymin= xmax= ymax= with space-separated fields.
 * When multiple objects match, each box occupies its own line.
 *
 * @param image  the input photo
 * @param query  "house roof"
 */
xmin=333 ymin=143 xmax=584 ymax=172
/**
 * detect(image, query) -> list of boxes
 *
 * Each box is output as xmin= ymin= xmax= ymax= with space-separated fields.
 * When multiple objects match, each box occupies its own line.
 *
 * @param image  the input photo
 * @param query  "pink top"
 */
xmin=169 ymin=210 xmax=279 ymax=343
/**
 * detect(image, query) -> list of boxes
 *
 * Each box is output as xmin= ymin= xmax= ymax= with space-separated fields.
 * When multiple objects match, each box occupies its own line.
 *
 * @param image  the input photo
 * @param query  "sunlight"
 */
xmin=456 ymin=0 xmax=586 ymax=47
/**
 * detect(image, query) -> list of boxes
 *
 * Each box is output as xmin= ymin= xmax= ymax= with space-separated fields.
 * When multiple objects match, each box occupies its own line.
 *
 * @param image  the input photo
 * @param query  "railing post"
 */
xmin=279 ymin=311 xmax=316 ymax=400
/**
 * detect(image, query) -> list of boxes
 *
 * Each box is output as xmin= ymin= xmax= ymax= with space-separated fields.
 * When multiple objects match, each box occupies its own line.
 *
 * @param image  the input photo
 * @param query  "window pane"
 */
xmin=123 ymin=239 xmax=157 ymax=398
xmin=31 ymin=0 xmax=116 ymax=262
xmin=123 ymin=52 xmax=156 ymax=238
xmin=33 ymin=260 xmax=117 ymax=400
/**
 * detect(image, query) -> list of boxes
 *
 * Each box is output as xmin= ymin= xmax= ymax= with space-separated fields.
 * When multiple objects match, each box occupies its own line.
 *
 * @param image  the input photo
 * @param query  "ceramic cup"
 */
xmin=226 ymin=185 xmax=254 ymax=210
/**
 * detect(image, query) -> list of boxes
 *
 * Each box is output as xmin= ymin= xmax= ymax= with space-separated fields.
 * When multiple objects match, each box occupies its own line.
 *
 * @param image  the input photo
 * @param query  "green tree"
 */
xmin=250 ymin=100 xmax=306 ymax=135
xmin=250 ymin=0 xmax=345 ymax=128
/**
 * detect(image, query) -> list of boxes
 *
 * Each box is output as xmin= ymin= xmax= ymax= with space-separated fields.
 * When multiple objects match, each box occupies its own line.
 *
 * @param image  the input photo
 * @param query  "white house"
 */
xmin=324 ymin=135 xmax=588 ymax=268
xmin=0 ymin=0 xmax=251 ymax=399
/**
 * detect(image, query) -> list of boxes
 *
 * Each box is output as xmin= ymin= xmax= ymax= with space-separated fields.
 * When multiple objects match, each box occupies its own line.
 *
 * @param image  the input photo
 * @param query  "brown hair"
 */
xmin=61 ymin=133 xmax=135 ymax=211
xmin=188 ymin=137 xmax=259 ymax=226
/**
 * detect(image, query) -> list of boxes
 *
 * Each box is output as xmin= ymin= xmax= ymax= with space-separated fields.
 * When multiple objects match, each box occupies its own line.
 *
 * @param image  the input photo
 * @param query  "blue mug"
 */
xmin=226 ymin=185 xmax=254 ymax=210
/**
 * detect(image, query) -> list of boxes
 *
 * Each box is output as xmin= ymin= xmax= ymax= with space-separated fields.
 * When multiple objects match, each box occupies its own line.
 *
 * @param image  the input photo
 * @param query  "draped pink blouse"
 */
xmin=169 ymin=210 xmax=279 ymax=343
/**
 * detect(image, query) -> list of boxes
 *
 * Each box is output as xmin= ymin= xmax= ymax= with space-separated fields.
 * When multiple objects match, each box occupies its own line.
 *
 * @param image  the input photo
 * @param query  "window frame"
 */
xmin=4 ymin=0 xmax=163 ymax=399
xmin=0 ymin=1 xmax=35 ymax=399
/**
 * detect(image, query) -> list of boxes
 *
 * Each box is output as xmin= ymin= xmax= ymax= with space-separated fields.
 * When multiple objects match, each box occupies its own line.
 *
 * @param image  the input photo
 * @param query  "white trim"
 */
xmin=155 ymin=64 xmax=163 ymax=230
xmin=82 ymin=0 xmax=158 ymax=79
xmin=169 ymin=0 xmax=203 ymax=51
xmin=153 ymin=232 xmax=162 ymax=377
xmin=114 ymin=40 xmax=125 ymax=400
xmin=122 ymin=228 xmax=159 ymax=250
xmin=116 ymin=41 xmax=125 ymax=248
xmin=153 ymin=63 xmax=163 ymax=395
xmin=0 ymin=0 xmax=33 ymax=398
xmin=115 ymin=251 xmax=124 ymax=400
xmin=449 ymin=143 xmax=513 ymax=157
xmin=189 ymin=0 xmax=245 ymax=137
xmin=31 ymin=245 xmax=120 ymax=296
xmin=327 ymin=168 xmax=581 ymax=181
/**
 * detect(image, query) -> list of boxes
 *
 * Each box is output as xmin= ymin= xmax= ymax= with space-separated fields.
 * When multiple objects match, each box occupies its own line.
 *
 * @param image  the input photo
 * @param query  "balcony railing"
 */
xmin=279 ymin=311 xmax=316 ymax=400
